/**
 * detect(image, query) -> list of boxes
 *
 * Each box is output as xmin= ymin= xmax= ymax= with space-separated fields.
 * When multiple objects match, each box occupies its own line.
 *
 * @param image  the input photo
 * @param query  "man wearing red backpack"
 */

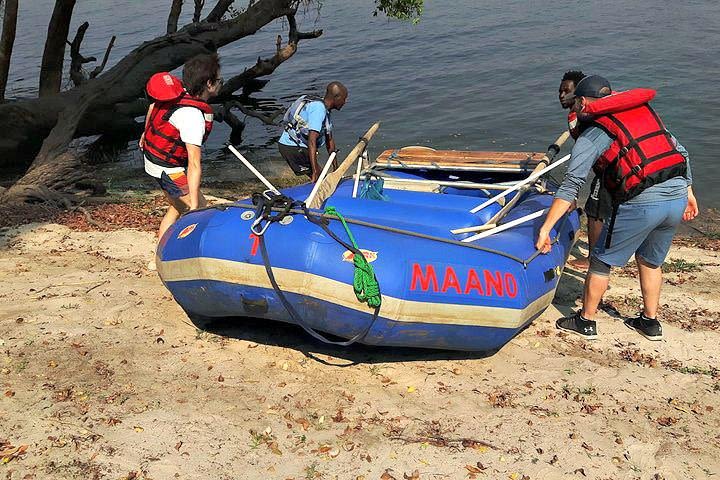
xmin=536 ymin=75 xmax=699 ymax=341
xmin=140 ymin=54 xmax=223 ymax=240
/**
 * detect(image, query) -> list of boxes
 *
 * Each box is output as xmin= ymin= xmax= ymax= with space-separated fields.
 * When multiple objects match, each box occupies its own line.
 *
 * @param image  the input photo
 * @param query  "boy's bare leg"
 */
xmin=157 ymin=192 xmax=206 ymax=241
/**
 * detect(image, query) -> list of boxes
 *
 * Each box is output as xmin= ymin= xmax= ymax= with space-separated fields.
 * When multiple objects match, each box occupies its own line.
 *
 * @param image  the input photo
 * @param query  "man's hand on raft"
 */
xmin=535 ymin=198 xmax=573 ymax=254
xmin=536 ymin=227 xmax=552 ymax=254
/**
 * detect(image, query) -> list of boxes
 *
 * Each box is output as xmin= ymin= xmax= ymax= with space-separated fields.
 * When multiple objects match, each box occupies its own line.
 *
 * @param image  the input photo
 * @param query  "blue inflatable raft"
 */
xmin=157 ymin=143 xmax=579 ymax=351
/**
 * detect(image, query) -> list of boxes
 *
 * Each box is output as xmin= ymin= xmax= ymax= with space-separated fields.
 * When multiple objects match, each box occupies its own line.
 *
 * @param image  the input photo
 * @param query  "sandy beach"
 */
xmin=1 ymin=199 xmax=718 ymax=480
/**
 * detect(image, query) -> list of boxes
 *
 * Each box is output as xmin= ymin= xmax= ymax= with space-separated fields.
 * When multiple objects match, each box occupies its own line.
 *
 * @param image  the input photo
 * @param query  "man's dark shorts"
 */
xmin=278 ymin=143 xmax=311 ymax=177
xmin=584 ymin=175 xmax=613 ymax=221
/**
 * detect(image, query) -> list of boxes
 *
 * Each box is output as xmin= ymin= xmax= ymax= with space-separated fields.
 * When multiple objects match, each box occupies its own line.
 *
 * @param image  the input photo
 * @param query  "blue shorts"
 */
xmin=592 ymin=196 xmax=687 ymax=268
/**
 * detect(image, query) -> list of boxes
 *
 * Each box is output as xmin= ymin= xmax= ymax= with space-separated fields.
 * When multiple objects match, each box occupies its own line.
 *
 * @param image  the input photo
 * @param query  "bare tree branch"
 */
xmin=217 ymin=12 xmax=322 ymax=98
xmin=206 ymin=0 xmax=234 ymax=22
xmin=213 ymin=103 xmax=245 ymax=144
xmin=0 ymin=0 xmax=19 ymax=100
xmin=89 ymin=35 xmax=116 ymax=79
xmin=229 ymin=100 xmax=282 ymax=125
xmin=192 ymin=0 xmax=205 ymax=22
xmin=167 ymin=0 xmax=184 ymax=34
xmin=68 ymin=22 xmax=96 ymax=87
xmin=39 ymin=0 xmax=77 ymax=97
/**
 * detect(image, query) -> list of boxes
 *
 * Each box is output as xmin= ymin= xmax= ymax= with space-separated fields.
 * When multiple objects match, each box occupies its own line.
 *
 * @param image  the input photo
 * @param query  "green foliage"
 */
xmin=662 ymin=258 xmax=702 ymax=273
xmin=373 ymin=0 xmax=424 ymax=23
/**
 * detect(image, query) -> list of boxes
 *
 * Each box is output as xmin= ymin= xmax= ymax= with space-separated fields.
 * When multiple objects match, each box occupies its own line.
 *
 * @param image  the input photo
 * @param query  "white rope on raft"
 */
xmin=461 ymin=209 xmax=546 ymax=243
xmin=468 ymin=153 xmax=571 ymax=213
xmin=227 ymin=145 xmax=281 ymax=194
xmin=352 ymin=149 xmax=368 ymax=198
xmin=305 ymin=151 xmax=337 ymax=205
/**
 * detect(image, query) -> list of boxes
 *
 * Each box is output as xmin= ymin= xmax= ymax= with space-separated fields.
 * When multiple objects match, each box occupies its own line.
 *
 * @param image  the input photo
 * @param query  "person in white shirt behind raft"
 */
xmin=140 ymin=53 xmax=223 ymax=240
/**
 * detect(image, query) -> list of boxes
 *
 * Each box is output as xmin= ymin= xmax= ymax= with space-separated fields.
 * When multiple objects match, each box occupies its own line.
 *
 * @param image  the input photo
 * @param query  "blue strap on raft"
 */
xmin=252 ymin=193 xmax=381 ymax=346
xmin=359 ymin=176 xmax=389 ymax=201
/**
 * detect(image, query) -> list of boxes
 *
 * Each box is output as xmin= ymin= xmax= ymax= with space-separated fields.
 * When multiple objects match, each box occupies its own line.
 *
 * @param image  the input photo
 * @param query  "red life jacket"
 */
xmin=585 ymin=88 xmax=686 ymax=203
xmin=142 ymin=93 xmax=214 ymax=168
xmin=567 ymin=111 xmax=580 ymax=139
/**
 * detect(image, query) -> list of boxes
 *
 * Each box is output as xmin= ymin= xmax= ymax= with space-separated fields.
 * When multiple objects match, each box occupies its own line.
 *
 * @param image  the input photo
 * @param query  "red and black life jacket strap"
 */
xmin=603 ymin=105 xmax=682 ymax=181
xmin=604 ymin=113 xmax=651 ymax=166
xmin=143 ymin=142 xmax=187 ymax=168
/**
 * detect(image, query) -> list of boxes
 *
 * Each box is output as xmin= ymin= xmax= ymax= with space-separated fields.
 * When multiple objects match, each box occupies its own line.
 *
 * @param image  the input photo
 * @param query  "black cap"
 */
xmin=571 ymin=75 xmax=612 ymax=99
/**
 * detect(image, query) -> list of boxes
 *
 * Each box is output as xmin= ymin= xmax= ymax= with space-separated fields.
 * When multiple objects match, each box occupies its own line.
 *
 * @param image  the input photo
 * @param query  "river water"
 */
xmin=7 ymin=0 xmax=720 ymax=205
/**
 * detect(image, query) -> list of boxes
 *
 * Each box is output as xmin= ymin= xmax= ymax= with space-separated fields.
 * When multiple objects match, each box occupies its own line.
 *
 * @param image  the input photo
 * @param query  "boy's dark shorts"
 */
xmin=278 ymin=143 xmax=312 ymax=177
xmin=157 ymin=170 xmax=189 ymax=198
xmin=584 ymin=175 xmax=613 ymax=221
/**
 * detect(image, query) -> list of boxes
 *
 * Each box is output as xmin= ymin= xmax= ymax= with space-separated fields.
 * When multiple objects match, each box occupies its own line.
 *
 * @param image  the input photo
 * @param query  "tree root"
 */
xmin=71 ymin=205 xmax=105 ymax=229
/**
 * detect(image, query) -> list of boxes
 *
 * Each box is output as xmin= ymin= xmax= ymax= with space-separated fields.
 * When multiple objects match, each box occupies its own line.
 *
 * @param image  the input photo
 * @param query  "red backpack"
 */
xmin=142 ymin=72 xmax=214 ymax=168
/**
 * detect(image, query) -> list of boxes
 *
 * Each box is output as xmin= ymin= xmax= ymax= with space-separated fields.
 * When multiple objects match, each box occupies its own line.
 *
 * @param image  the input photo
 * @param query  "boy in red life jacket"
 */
xmin=140 ymin=54 xmax=222 ymax=241
xmin=537 ymin=75 xmax=699 ymax=341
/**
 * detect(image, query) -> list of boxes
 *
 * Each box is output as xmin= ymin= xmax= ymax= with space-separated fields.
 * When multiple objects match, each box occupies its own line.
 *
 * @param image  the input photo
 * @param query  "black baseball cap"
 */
xmin=568 ymin=75 xmax=612 ymax=100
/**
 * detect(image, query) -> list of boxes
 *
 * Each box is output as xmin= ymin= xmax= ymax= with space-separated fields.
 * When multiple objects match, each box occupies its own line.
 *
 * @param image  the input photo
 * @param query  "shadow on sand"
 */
xmin=189 ymin=314 xmax=501 ymax=366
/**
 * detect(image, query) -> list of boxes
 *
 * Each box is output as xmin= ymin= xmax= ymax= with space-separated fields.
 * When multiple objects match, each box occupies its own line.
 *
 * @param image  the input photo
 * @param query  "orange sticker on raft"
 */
xmin=342 ymin=249 xmax=378 ymax=263
xmin=177 ymin=223 xmax=197 ymax=239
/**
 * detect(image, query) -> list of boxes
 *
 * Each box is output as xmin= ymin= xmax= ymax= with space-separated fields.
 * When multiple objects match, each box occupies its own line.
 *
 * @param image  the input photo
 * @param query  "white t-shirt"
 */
xmin=144 ymin=106 xmax=207 ymax=178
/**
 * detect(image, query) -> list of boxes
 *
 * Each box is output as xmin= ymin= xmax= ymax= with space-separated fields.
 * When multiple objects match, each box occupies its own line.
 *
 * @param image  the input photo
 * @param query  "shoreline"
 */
xmin=1 ymin=193 xmax=718 ymax=479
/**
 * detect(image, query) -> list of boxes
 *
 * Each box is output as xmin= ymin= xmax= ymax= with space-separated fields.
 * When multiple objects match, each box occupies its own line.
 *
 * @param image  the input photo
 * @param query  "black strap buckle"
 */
xmin=251 ymin=190 xmax=296 ymax=236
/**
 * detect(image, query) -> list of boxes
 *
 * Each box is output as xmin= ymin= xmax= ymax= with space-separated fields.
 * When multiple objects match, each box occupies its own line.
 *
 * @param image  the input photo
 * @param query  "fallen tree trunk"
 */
xmin=0 ymin=0 xmax=322 ymax=203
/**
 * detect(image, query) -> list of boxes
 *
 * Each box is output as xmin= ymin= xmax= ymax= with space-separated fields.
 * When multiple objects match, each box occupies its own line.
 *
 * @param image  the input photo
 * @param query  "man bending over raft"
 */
xmin=560 ymin=70 xmax=609 ymax=270
xmin=279 ymin=82 xmax=348 ymax=183
xmin=536 ymin=75 xmax=699 ymax=341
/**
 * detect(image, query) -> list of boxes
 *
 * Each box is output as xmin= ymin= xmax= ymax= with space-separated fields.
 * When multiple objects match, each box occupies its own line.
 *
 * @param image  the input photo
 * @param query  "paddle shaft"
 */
xmin=227 ymin=145 xmax=280 ymax=194
xmin=485 ymin=130 xmax=571 ymax=224
xmin=462 ymin=209 xmax=547 ymax=243
xmin=305 ymin=151 xmax=337 ymax=205
xmin=468 ymin=131 xmax=572 ymax=214
xmin=308 ymin=122 xmax=381 ymax=209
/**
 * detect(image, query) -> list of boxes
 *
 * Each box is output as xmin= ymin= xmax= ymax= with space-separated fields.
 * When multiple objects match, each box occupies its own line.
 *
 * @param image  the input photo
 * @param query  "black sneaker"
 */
xmin=556 ymin=312 xmax=598 ymax=340
xmin=625 ymin=313 xmax=663 ymax=341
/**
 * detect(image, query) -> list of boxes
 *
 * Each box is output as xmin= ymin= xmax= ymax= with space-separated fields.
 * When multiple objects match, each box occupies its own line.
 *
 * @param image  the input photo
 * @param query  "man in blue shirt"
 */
xmin=536 ymin=75 xmax=699 ymax=341
xmin=279 ymin=82 xmax=348 ymax=182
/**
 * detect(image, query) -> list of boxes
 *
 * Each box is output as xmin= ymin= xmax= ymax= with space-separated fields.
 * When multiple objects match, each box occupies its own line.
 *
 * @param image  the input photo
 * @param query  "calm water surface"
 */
xmin=7 ymin=0 xmax=720 ymax=205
